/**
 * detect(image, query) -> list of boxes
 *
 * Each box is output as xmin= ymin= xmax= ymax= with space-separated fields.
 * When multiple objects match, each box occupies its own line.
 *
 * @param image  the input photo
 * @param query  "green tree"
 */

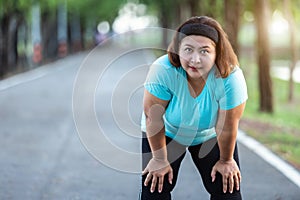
xmin=0 ymin=0 xmax=32 ymax=77
xmin=141 ymin=0 xmax=181 ymax=48
xmin=283 ymin=0 xmax=298 ymax=102
xmin=253 ymin=0 xmax=273 ymax=113
xmin=41 ymin=2 xmax=59 ymax=60
xmin=224 ymin=0 xmax=242 ymax=56
xmin=142 ymin=0 xmax=241 ymax=56
xmin=0 ymin=0 xmax=124 ymax=78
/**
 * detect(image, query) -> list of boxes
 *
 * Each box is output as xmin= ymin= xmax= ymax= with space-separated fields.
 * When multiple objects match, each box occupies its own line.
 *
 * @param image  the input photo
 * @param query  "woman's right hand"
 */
xmin=142 ymin=158 xmax=173 ymax=193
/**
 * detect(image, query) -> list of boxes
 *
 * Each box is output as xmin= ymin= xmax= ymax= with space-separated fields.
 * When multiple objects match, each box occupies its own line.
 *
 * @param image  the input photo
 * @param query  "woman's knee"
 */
xmin=140 ymin=174 xmax=174 ymax=200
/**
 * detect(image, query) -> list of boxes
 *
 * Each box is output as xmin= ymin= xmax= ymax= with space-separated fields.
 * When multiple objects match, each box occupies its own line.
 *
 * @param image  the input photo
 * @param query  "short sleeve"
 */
xmin=144 ymin=56 xmax=173 ymax=101
xmin=218 ymin=68 xmax=248 ymax=110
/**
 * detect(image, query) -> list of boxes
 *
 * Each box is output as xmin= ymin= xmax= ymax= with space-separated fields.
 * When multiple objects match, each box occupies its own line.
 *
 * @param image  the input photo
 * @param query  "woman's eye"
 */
xmin=185 ymin=48 xmax=192 ymax=52
xmin=200 ymin=49 xmax=208 ymax=54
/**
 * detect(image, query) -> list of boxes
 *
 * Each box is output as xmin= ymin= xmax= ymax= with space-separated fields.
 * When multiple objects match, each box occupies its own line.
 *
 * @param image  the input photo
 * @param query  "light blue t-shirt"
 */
xmin=141 ymin=55 xmax=248 ymax=146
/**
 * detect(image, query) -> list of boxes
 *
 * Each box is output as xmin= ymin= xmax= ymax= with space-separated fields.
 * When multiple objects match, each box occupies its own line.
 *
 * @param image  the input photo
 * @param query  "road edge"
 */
xmin=238 ymin=129 xmax=300 ymax=188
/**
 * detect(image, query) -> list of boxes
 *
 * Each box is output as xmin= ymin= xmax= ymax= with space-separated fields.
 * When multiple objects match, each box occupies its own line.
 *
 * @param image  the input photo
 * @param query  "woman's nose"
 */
xmin=191 ymin=53 xmax=201 ymax=64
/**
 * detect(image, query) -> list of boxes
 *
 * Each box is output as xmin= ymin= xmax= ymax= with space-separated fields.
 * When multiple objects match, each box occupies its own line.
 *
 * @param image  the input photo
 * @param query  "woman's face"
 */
xmin=179 ymin=35 xmax=216 ymax=80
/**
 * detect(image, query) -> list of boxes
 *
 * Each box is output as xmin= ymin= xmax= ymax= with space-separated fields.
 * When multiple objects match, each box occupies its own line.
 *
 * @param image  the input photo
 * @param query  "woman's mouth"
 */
xmin=189 ymin=66 xmax=197 ymax=70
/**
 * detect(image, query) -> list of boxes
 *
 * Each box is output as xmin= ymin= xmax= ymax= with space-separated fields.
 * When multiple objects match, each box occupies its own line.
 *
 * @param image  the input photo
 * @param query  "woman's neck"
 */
xmin=187 ymin=76 xmax=207 ymax=98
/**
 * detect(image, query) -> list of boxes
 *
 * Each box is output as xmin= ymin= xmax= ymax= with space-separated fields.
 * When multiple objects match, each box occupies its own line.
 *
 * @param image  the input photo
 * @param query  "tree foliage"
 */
xmin=0 ymin=0 xmax=125 ymax=78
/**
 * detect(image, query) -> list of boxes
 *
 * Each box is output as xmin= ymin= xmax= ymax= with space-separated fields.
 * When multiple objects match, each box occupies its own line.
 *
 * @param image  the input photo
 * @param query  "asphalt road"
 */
xmin=0 ymin=42 xmax=299 ymax=200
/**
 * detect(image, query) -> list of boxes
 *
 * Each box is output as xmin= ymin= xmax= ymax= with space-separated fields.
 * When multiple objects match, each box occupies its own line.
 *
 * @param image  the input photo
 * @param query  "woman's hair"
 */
xmin=167 ymin=16 xmax=239 ymax=78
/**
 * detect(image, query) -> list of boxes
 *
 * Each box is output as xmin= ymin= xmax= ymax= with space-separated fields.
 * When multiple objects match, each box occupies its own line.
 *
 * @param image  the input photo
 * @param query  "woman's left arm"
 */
xmin=211 ymin=102 xmax=246 ymax=194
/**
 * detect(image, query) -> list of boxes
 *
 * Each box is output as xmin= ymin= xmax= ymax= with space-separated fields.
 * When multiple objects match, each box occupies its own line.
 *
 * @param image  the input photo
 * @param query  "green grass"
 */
xmin=244 ymin=77 xmax=300 ymax=129
xmin=239 ymin=58 xmax=300 ymax=169
xmin=260 ymin=133 xmax=300 ymax=165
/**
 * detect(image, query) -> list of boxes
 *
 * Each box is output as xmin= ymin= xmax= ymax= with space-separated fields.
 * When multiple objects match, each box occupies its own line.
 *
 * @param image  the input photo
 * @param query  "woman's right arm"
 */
xmin=142 ymin=89 xmax=173 ymax=193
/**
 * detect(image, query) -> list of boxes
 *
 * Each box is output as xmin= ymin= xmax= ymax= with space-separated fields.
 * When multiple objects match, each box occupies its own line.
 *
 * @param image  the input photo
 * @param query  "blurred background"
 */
xmin=0 ymin=0 xmax=299 ymax=179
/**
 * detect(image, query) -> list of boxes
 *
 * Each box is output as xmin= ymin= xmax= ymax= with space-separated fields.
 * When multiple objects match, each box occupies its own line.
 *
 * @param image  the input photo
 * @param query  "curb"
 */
xmin=238 ymin=130 xmax=300 ymax=188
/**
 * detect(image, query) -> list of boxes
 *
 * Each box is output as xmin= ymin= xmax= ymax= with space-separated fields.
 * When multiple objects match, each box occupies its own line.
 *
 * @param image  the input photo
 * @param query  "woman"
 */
xmin=140 ymin=16 xmax=247 ymax=200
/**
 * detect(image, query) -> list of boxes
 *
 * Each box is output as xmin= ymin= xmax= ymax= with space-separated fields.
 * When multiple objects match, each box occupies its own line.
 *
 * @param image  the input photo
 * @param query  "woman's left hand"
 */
xmin=211 ymin=159 xmax=241 ymax=193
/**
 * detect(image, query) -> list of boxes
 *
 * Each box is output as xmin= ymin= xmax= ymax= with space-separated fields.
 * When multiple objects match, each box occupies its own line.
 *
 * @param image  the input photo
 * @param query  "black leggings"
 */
xmin=140 ymin=133 xmax=242 ymax=200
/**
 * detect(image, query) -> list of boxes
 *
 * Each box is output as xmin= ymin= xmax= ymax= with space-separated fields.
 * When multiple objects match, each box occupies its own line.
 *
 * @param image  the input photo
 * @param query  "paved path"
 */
xmin=0 ymin=43 xmax=299 ymax=200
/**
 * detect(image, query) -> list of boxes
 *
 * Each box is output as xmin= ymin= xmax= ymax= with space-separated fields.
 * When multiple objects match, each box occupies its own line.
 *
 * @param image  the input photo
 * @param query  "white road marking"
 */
xmin=238 ymin=130 xmax=300 ymax=188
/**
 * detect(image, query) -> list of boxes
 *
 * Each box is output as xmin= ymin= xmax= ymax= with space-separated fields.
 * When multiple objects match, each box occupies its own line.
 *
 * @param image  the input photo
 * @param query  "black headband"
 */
xmin=179 ymin=23 xmax=219 ymax=44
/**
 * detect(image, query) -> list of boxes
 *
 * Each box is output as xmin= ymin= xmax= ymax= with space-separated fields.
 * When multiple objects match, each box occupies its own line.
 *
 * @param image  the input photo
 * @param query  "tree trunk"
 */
xmin=69 ymin=13 xmax=82 ymax=53
xmin=254 ymin=0 xmax=273 ymax=113
xmin=0 ymin=14 xmax=9 ymax=78
xmin=158 ymin=2 xmax=170 ymax=49
xmin=42 ymin=11 xmax=58 ymax=61
xmin=161 ymin=12 xmax=169 ymax=49
xmin=57 ymin=2 xmax=68 ymax=58
xmin=31 ymin=4 xmax=43 ymax=65
xmin=7 ymin=15 xmax=19 ymax=70
xmin=0 ymin=13 xmax=20 ymax=78
xmin=188 ymin=0 xmax=199 ymax=17
xmin=17 ymin=21 xmax=29 ymax=69
xmin=224 ymin=0 xmax=242 ymax=56
xmin=283 ymin=0 xmax=297 ymax=102
xmin=79 ymin=19 xmax=86 ymax=49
